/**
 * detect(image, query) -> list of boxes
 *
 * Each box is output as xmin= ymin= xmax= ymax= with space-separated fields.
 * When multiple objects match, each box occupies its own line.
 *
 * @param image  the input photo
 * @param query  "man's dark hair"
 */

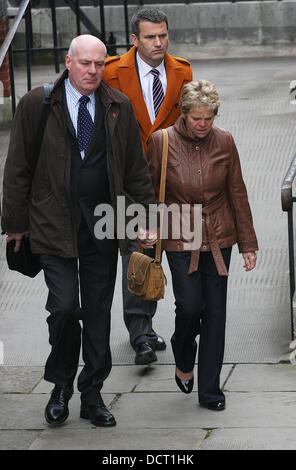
xmin=131 ymin=8 xmax=168 ymax=37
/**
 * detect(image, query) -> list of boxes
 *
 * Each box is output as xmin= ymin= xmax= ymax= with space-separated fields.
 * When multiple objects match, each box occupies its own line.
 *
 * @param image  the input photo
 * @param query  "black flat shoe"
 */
xmin=135 ymin=342 xmax=157 ymax=365
xmin=45 ymin=384 xmax=73 ymax=426
xmin=175 ymin=374 xmax=194 ymax=394
xmin=80 ymin=401 xmax=116 ymax=427
xmin=200 ymin=401 xmax=225 ymax=411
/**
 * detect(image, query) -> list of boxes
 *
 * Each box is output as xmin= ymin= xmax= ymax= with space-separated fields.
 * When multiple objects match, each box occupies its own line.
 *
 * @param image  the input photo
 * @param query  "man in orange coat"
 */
xmin=104 ymin=8 xmax=192 ymax=152
xmin=103 ymin=8 xmax=193 ymax=365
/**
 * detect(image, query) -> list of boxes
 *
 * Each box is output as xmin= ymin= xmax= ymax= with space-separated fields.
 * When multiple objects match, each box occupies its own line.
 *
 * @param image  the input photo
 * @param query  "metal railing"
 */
xmin=281 ymin=155 xmax=296 ymax=341
xmin=0 ymin=0 xmax=30 ymax=114
xmin=0 ymin=0 xmax=131 ymax=115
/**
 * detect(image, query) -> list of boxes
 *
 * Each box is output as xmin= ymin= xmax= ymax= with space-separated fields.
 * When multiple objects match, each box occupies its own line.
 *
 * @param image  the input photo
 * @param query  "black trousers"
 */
xmin=121 ymin=239 xmax=158 ymax=349
xmin=40 ymin=222 xmax=118 ymax=405
xmin=166 ymin=248 xmax=232 ymax=404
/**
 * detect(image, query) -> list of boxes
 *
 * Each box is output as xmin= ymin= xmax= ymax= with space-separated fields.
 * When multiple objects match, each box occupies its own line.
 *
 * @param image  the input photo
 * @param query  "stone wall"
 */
xmin=7 ymin=1 xmax=296 ymax=53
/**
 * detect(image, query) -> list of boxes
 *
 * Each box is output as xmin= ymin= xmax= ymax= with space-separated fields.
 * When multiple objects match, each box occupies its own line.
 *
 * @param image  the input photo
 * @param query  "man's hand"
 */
xmin=5 ymin=231 xmax=29 ymax=253
xmin=137 ymin=227 xmax=158 ymax=250
xmin=242 ymin=251 xmax=257 ymax=272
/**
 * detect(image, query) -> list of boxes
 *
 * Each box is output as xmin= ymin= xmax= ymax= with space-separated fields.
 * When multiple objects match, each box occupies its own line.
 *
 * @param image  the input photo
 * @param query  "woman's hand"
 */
xmin=242 ymin=251 xmax=257 ymax=271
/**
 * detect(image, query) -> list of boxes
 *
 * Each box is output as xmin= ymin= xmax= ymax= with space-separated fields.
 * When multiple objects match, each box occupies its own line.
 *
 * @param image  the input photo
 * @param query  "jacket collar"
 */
xmin=114 ymin=47 xmax=149 ymax=125
xmin=174 ymin=114 xmax=214 ymax=145
xmin=115 ymin=46 xmax=188 ymax=131
xmin=51 ymin=69 xmax=125 ymax=108
xmin=117 ymin=45 xmax=186 ymax=72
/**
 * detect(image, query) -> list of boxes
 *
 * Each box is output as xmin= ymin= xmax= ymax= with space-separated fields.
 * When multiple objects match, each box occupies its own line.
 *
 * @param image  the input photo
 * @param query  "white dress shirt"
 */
xmin=64 ymin=78 xmax=96 ymax=158
xmin=136 ymin=52 xmax=167 ymax=125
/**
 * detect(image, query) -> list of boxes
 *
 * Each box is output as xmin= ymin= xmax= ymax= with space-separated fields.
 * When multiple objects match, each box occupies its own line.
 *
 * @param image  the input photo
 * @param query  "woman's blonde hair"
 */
xmin=180 ymin=80 xmax=220 ymax=116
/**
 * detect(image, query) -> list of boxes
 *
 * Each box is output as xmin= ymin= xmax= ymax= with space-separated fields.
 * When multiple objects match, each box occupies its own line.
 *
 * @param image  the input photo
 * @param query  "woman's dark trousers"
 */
xmin=166 ymin=248 xmax=232 ymax=404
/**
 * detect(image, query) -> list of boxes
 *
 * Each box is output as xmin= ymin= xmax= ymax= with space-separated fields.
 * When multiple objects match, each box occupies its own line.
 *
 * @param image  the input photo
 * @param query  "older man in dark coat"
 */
xmin=1 ymin=35 xmax=156 ymax=428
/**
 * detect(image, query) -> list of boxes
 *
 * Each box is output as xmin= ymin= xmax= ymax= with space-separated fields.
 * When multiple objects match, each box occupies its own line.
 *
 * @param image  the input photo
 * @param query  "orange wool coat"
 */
xmin=103 ymin=46 xmax=193 ymax=151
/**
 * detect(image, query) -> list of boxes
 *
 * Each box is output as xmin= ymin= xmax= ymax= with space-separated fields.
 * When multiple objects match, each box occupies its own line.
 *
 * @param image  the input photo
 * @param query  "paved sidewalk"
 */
xmin=1 ymin=52 xmax=296 ymax=452
xmin=1 ymin=363 xmax=296 ymax=450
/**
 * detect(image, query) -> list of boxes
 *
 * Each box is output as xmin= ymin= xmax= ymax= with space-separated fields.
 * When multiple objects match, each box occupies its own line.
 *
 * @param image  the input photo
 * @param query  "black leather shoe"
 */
xmin=80 ymin=401 xmax=116 ymax=427
xmin=45 ymin=385 xmax=73 ymax=425
xmin=135 ymin=342 xmax=157 ymax=365
xmin=175 ymin=375 xmax=194 ymax=394
xmin=200 ymin=401 xmax=225 ymax=411
xmin=149 ymin=335 xmax=167 ymax=351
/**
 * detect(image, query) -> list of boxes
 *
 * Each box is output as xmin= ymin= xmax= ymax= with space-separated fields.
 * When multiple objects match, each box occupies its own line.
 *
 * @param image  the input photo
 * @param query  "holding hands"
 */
xmin=137 ymin=227 xmax=158 ymax=249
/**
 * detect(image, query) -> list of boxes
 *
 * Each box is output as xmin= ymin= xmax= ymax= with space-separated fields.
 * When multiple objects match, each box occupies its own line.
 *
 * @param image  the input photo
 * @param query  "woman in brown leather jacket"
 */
xmin=147 ymin=80 xmax=258 ymax=411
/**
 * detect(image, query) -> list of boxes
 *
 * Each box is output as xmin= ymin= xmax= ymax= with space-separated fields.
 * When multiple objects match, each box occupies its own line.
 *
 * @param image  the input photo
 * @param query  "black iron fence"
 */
xmin=281 ymin=155 xmax=296 ymax=341
xmin=0 ymin=0 xmax=30 ymax=114
xmin=1 ymin=0 xmax=287 ymax=115
xmin=1 ymin=0 xmax=132 ymax=115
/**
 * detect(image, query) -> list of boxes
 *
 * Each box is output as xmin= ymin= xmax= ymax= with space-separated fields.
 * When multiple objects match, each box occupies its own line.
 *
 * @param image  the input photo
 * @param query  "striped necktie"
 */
xmin=77 ymin=95 xmax=93 ymax=154
xmin=151 ymin=68 xmax=164 ymax=117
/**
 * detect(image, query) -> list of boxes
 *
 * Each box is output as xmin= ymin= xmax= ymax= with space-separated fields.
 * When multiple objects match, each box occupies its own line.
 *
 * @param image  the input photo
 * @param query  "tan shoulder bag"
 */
xmin=127 ymin=129 xmax=168 ymax=301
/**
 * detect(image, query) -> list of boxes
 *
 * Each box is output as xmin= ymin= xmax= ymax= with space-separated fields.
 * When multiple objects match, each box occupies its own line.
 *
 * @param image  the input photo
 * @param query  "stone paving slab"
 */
xmin=0 ymin=393 xmax=115 ymax=430
xmin=200 ymin=428 xmax=296 ymax=450
xmin=0 ymin=430 xmax=42 ymax=451
xmin=111 ymin=392 xmax=296 ymax=429
xmin=33 ymin=365 xmax=140 ymax=394
xmin=134 ymin=364 xmax=233 ymax=393
xmin=0 ymin=366 xmax=43 ymax=393
xmin=32 ymin=364 xmax=233 ymax=394
xmin=29 ymin=428 xmax=207 ymax=451
xmin=225 ymin=364 xmax=296 ymax=392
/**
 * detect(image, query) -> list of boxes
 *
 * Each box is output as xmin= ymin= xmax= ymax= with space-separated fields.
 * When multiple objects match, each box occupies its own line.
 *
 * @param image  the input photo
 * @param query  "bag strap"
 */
xmin=138 ymin=129 xmax=168 ymax=261
xmin=30 ymin=82 xmax=53 ymax=177
xmin=155 ymin=128 xmax=168 ymax=262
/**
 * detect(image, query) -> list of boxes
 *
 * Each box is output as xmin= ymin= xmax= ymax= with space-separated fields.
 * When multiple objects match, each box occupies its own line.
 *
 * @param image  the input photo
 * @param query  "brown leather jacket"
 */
xmin=147 ymin=115 xmax=258 ymax=275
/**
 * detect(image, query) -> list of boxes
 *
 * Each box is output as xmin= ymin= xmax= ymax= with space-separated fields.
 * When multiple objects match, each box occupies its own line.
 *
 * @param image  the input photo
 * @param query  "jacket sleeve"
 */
xmin=227 ymin=134 xmax=259 ymax=253
xmin=1 ymin=87 xmax=44 ymax=233
xmin=146 ymin=132 xmax=162 ymax=199
xmin=122 ymin=99 xmax=156 ymax=210
xmin=102 ymin=59 xmax=121 ymax=91
xmin=188 ymin=64 xmax=193 ymax=82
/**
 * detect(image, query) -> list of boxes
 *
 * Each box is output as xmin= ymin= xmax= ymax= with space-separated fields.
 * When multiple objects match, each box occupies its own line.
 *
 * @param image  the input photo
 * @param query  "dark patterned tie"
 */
xmin=77 ymin=95 xmax=93 ymax=153
xmin=151 ymin=68 xmax=164 ymax=117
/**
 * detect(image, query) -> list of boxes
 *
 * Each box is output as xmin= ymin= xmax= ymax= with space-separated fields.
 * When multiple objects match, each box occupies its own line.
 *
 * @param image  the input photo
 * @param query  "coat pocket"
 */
xmin=31 ymin=191 xmax=53 ymax=205
xmin=212 ymin=200 xmax=236 ymax=239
